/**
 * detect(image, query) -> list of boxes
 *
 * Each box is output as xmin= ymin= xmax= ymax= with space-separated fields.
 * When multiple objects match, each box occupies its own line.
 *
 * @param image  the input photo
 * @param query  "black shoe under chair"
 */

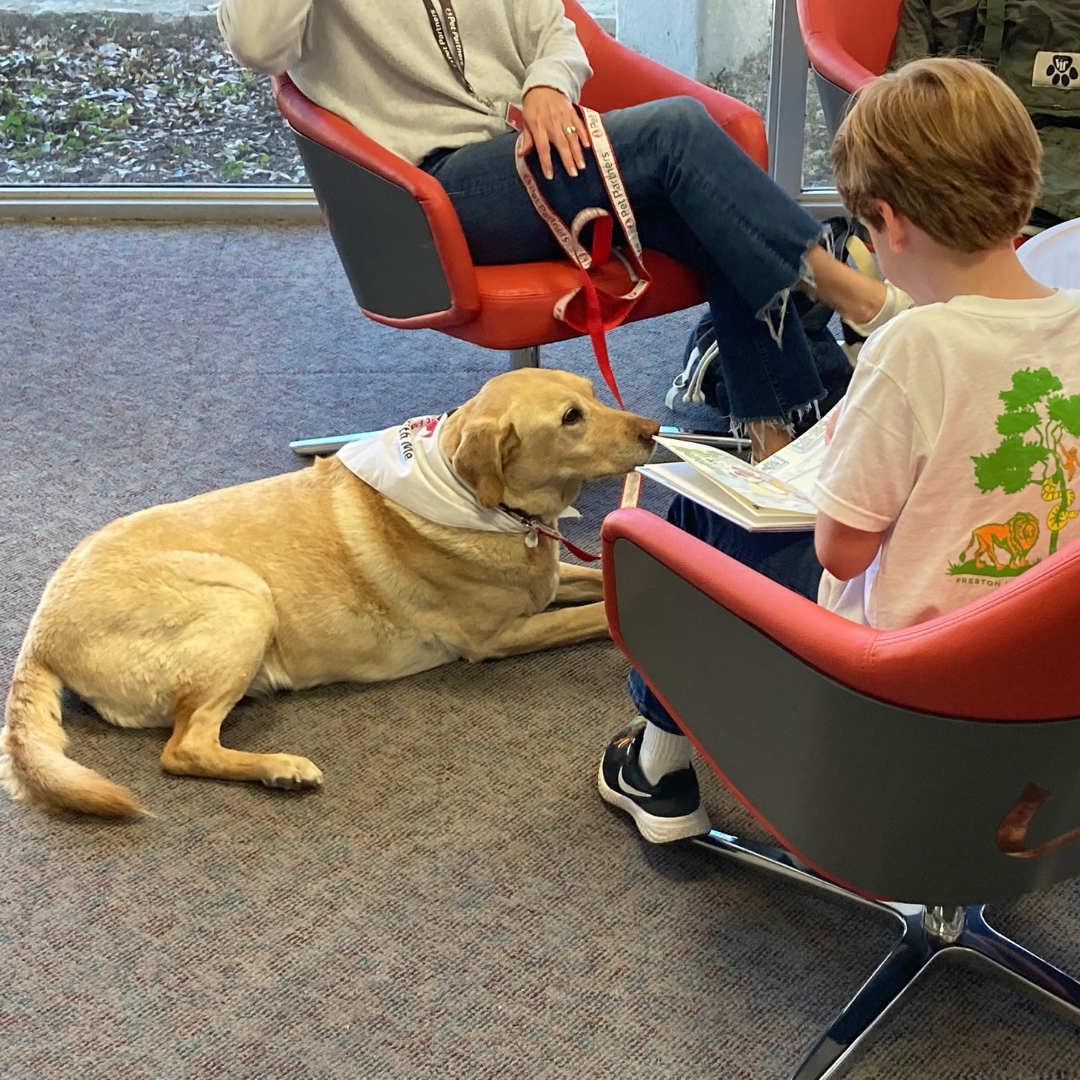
xmin=598 ymin=721 xmax=712 ymax=844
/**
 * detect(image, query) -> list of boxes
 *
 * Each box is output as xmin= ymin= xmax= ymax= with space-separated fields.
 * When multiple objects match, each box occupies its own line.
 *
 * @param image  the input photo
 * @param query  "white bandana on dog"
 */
xmin=337 ymin=414 xmax=583 ymax=550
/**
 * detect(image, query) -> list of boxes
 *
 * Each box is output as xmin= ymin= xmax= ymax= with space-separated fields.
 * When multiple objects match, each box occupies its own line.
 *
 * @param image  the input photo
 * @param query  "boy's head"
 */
xmin=832 ymin=58 xmax=1041 ymax=256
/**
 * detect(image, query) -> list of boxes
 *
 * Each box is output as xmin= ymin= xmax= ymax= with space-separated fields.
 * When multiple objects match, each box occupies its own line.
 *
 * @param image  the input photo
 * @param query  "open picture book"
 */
xmin=639 ymin=409 xmax=834 ymax=532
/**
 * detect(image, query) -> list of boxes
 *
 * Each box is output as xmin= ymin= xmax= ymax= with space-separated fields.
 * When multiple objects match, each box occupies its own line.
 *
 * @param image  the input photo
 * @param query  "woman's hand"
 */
xmin=518 ymin=86 xmax=589 ymax=181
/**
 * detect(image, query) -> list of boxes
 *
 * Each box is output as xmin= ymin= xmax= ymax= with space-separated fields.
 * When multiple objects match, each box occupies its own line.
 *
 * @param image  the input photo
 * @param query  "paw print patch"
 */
xmin=1033 ymin=51 xmax=1080 ymax=90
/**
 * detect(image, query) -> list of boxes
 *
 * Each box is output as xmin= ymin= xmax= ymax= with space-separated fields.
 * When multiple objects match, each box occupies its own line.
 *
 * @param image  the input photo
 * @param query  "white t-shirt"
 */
xmin=812 ymin=289 xmax=1080 ymax=631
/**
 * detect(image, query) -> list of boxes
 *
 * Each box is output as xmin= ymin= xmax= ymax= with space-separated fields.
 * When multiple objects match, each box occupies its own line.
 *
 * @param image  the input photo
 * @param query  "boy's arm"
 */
xmin=814 ymin=513 xmax=886 ymax=581
xmin=811 ymin=348 xmax=929 ymax=575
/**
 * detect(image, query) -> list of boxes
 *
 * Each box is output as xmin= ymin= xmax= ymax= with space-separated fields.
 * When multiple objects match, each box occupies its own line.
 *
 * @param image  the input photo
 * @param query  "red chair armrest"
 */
xmin=602 ymin=506 xmax=879 ymax=689
xmin=272 ymin=74 xmax=480 ymax=325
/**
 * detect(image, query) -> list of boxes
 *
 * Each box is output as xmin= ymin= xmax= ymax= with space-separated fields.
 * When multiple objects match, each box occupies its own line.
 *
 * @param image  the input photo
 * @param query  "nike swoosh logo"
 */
xmin=618 ymin=767 xmax=652 ymax=799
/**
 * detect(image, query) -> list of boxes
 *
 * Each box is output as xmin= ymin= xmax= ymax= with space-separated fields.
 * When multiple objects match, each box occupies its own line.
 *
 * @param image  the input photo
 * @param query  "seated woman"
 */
xmin=599 ymin=58 xmax=1080 ymax=843
xmin=217 ymin=0 xmax=900 ymax=462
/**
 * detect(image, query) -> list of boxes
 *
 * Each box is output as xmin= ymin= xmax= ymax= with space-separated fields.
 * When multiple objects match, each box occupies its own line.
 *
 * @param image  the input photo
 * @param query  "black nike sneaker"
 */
xmin=597 ymin=722 xmax=712 ymax=843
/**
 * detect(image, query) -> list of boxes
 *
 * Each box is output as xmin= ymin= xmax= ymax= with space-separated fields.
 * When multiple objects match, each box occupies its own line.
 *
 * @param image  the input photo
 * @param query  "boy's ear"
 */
xmin=875 ymin=200 xmax=908 ymax=252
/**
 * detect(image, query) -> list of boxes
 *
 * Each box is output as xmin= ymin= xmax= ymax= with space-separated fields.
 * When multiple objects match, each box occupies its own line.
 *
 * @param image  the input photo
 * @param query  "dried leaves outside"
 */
xmin=0 ymin=11 xmax=831 ymax=189
xmin=0 ymin=12 xmax=306 ymax=184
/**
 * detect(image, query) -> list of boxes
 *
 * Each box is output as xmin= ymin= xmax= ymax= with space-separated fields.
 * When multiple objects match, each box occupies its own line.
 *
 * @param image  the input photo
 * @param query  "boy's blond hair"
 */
xmin=832 ymin=57 xmax=1042 ymax=253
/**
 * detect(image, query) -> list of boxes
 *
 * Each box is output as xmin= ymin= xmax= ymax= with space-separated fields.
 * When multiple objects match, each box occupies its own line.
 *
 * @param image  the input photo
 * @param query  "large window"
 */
xmin=802 ymin=75 xmax=833 ymax=190
xmin=0 ymin=0 xmax=834 ymax=202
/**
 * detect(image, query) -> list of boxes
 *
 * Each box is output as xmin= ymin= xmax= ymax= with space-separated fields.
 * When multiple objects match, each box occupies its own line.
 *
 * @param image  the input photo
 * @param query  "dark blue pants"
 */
xmin=627 ymin=496 xmax=824 ymax=733
xmin=422 ymin=97 xmax=827 ymax=427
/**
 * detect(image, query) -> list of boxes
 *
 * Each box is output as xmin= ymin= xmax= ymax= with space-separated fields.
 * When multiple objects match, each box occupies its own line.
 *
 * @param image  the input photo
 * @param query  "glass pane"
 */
xmin=700 ymin=0 xmax=774 ymax=119
xmin=802 ymin=70 xmax=834 ymax=190
xmin=0 ymin=9 xmax=304 ymax=185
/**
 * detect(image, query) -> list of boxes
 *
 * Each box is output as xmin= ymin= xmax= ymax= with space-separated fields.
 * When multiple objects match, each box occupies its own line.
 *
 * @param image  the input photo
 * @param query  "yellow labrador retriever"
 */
xmin=1 ymin=369 xmax=659 ymax=818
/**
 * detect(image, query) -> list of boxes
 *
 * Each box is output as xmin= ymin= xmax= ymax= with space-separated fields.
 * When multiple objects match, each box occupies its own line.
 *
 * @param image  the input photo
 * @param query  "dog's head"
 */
xmin=440 ymin=369 xmax=659 ymax=518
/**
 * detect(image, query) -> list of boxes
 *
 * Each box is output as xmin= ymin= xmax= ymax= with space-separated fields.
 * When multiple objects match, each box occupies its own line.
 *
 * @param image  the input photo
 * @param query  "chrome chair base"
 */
xmin=289 ymin=430 xmax=378 ymax=456
xmin=692 ymin=829 xmax=1080 ymax=1080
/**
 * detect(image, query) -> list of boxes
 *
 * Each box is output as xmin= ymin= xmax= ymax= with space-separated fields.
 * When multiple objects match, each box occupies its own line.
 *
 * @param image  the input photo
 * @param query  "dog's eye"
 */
xmin=562 ymin=407 xmax=583 ymax=425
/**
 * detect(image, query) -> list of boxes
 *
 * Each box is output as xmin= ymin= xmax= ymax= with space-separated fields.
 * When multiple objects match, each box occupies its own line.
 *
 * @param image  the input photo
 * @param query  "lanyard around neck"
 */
xmin=421 ymin=0 xmax=492 ymax=107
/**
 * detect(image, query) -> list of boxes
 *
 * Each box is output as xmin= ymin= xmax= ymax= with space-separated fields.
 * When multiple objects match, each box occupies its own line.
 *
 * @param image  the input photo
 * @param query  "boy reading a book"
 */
xmin=599 ymin=57 xmax=1080 ymax=843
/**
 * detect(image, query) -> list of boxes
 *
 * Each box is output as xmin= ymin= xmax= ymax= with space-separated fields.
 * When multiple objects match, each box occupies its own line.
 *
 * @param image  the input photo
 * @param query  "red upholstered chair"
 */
xmin=272 ymin=1 xmax=767 ymax=452
xmin=602 ymin=506 xmax=1080 ymax=1080
xmin=797 ymin=0 xmax=905 ymax=134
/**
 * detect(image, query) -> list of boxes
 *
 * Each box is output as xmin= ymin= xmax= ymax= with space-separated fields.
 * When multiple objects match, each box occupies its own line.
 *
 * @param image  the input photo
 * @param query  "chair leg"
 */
xmin=510 ymin=346 xmax=540 ymax=369
xmin=790 ymin=911 xmax=937 ymax=1080
xmin=690 ymin=830 xmax=1080 ymax=1080
xmin=958 ymin=907 xmax=1080 ymax=1026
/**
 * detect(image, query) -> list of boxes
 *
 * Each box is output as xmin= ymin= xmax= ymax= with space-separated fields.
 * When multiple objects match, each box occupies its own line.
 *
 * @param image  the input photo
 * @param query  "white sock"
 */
xmin=844 ymin=280 xmax=915 ymax=336
xmin=638 ymin=719 xmax=692 ymax=786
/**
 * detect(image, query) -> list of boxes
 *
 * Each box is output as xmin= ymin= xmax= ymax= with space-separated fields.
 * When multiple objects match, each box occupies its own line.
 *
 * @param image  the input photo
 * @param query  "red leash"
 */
xmin=514 ymin=105 xmax=650 ymax=410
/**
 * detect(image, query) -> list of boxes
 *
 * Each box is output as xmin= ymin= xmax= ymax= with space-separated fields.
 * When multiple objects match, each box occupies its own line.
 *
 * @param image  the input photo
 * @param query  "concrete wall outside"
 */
xmin=617 ymin=0 xmax=772 ymax=81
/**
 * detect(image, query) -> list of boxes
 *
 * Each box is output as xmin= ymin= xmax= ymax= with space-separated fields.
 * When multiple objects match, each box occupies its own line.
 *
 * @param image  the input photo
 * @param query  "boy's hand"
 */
xmin=519 ymin=86 xmax=589 ymax=180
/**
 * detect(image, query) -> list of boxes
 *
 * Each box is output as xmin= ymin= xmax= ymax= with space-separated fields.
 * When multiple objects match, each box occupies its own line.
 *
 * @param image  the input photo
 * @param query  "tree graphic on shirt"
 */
xmin=971 ymin=367 xmax=1080 ymax=558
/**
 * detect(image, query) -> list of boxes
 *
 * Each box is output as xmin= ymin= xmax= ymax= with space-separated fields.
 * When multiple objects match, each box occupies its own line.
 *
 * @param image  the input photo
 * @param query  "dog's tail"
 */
xmin=1 ymin=649 xmax=142 ymax=817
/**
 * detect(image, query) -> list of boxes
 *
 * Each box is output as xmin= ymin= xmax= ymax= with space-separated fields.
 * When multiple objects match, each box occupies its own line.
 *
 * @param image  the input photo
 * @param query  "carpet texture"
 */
xmin=0 ymin=223 xmax=1077 ymax=1079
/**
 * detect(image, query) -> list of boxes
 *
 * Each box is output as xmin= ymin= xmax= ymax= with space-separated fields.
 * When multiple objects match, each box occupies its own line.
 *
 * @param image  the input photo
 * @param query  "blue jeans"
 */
xmin=422 ymin=97 xmax=827 ymax=428
xmin=626 ymin=496 xmax=824 ymax=733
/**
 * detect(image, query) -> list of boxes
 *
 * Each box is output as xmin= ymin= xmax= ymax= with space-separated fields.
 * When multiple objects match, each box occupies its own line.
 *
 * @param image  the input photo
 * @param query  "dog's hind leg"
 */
xmin=161 ymin=691 xmax=324 ymax=790
xmin=158 ymin=593 xmax=323 ymax=791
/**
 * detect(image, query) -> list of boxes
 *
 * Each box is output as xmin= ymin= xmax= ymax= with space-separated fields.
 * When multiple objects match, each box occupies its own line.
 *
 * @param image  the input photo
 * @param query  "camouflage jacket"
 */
xmin=891 ymin=0 xmax=1080 ymax=222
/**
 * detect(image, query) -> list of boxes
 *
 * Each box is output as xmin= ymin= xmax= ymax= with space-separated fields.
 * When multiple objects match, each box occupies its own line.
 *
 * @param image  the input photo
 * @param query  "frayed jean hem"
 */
xmin=756 ymin=225 xmax=831 ymax=350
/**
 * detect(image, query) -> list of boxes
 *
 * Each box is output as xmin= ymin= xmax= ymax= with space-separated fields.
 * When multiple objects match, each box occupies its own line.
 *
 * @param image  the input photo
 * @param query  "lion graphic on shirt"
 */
xmin=959 ymin=512 xmax=1041 ymax=572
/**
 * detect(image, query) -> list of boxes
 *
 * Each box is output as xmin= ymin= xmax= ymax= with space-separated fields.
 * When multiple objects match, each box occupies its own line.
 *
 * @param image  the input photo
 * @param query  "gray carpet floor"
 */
xmin=1 ymin=222 xmax=1078 ymax=1079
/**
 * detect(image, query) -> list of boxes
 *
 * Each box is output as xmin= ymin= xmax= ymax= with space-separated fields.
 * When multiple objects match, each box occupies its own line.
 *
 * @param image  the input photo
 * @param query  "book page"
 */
xmin=638 ymin=463 xmax=815 ymax=532
xmin=754 ymin=409 xmax=834 ymax=495
xmin=652 ymin=437 xmax=815 ymax=515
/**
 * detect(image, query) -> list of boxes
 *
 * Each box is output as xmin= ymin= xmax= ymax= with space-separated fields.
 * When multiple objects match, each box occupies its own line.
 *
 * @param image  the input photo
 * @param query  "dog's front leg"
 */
xmin=471 ymin=602 xmax=609 ymax=660
xmin=554 ymin=562 xmax=605 ymax=605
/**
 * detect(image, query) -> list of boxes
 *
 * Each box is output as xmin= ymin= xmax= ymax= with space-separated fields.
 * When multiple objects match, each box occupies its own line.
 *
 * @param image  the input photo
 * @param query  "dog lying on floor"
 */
xmin=1 ymin=368 xmax=659 ymax=818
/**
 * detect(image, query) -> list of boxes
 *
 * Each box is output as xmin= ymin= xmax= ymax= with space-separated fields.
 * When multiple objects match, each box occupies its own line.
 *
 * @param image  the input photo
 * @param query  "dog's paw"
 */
xmin=261 ymin=755 xmax=324 ymax=791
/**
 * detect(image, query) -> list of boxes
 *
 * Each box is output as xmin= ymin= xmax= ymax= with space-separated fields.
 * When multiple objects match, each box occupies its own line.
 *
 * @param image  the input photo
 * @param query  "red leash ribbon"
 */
xmin=534 ymin=522 xmax=602 ymax=563
xmin=514 ymin=106 xmax=650 ymax=410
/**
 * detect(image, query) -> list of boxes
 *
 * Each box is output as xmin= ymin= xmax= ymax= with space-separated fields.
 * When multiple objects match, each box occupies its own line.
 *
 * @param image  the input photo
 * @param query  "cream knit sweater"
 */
xmin=218 ymin=0 xmax=593 ymax=164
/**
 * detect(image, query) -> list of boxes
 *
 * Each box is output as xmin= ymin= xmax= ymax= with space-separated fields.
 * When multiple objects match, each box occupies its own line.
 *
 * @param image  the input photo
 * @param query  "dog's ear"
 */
xmin=452 ymin=419 xmax=520 ymax=508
